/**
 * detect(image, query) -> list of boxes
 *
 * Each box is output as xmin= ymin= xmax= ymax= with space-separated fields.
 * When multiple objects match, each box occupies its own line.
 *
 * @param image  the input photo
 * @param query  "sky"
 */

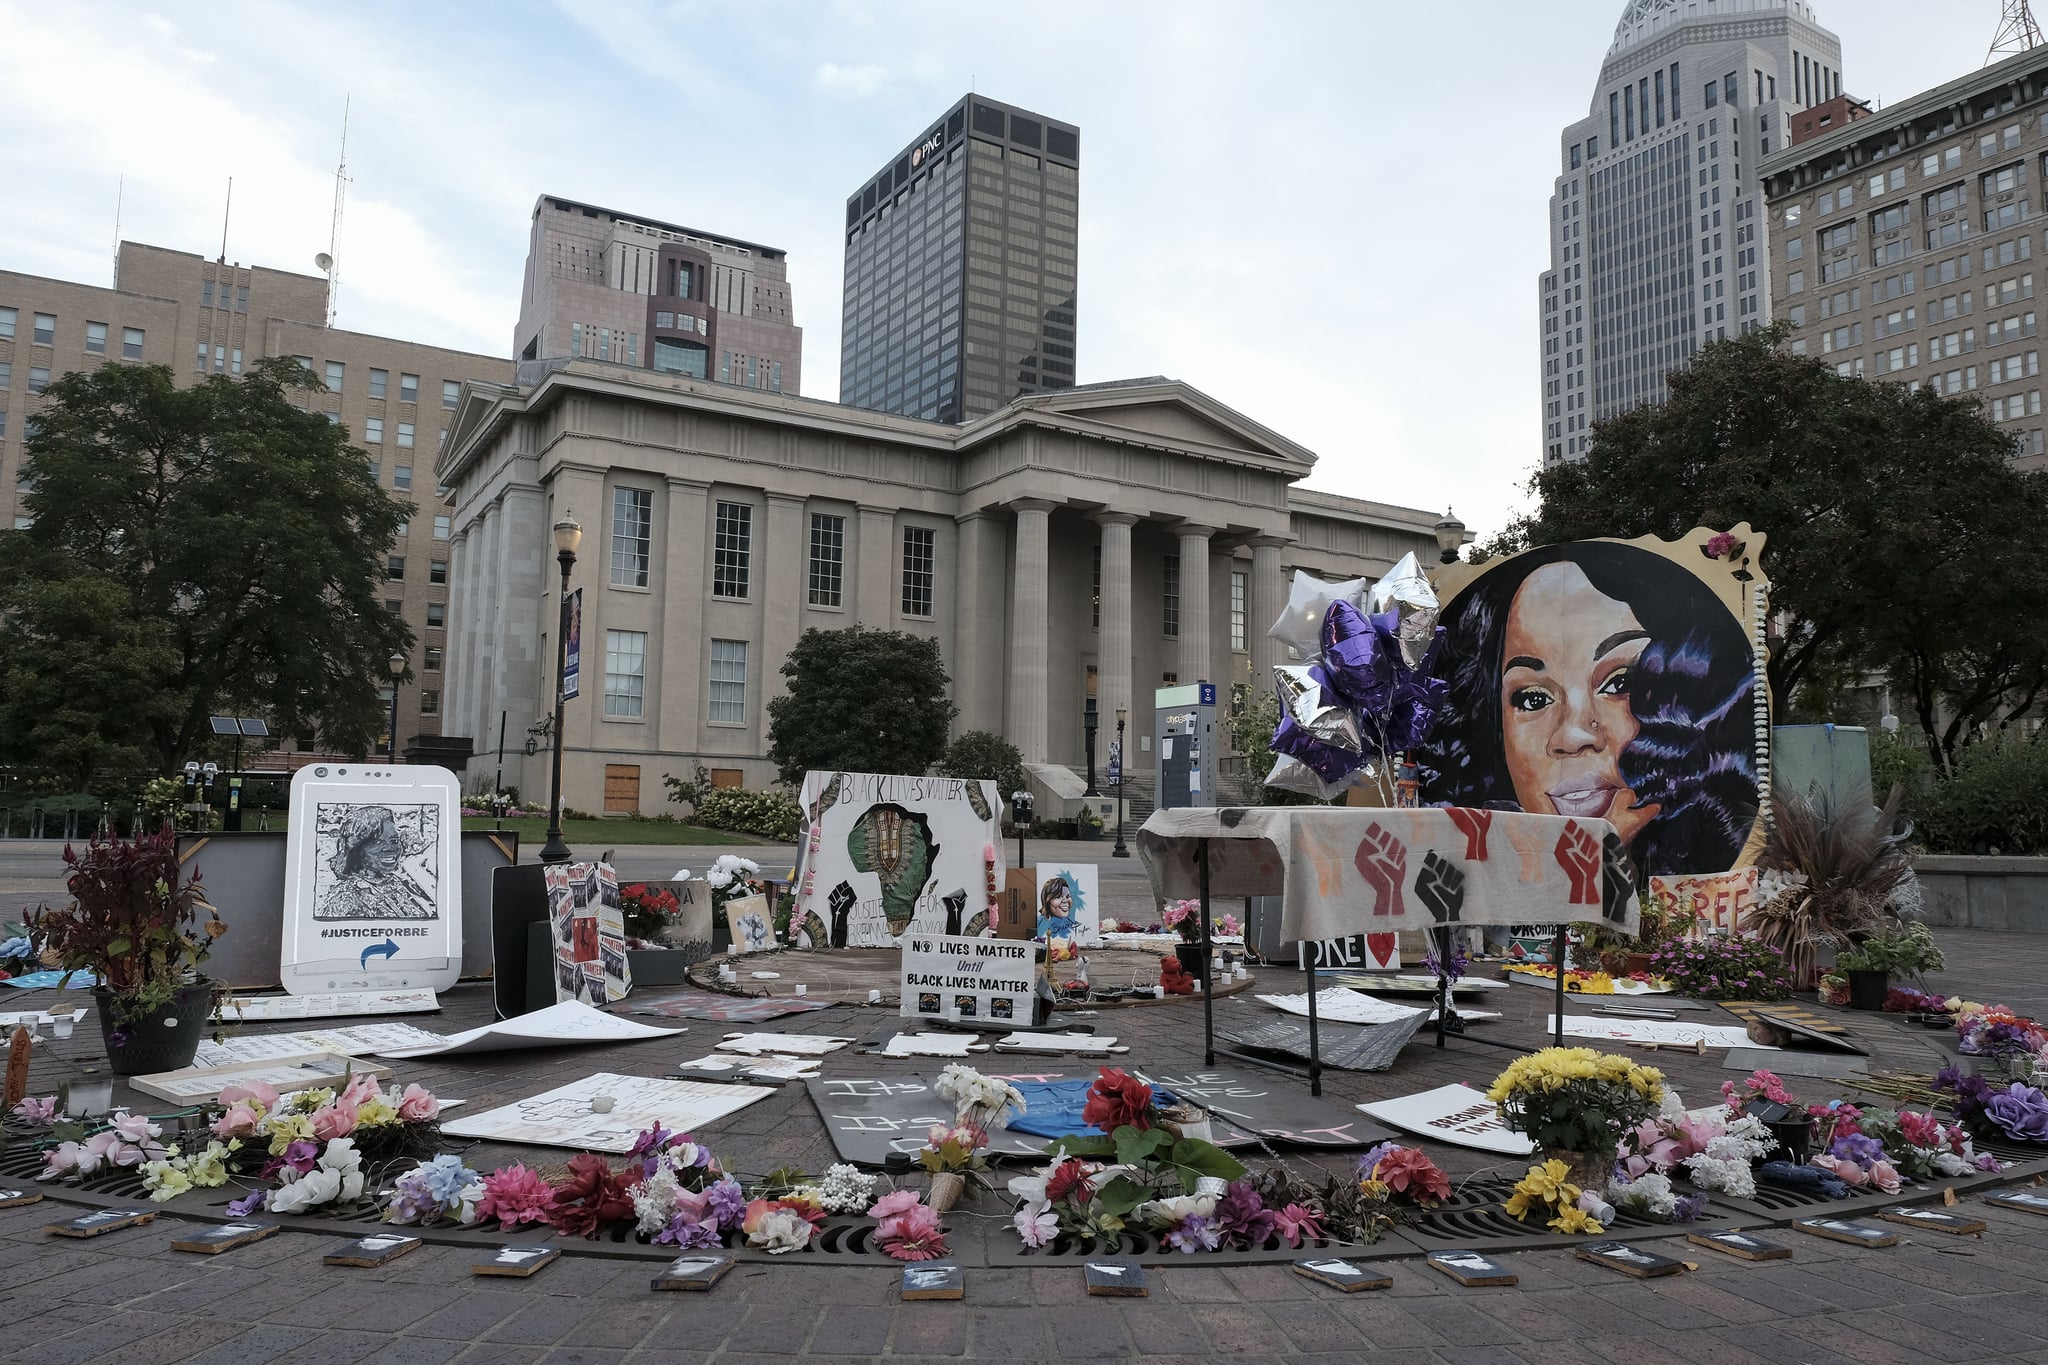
xmin=0 ymin=0 xmax=1995 ymax=539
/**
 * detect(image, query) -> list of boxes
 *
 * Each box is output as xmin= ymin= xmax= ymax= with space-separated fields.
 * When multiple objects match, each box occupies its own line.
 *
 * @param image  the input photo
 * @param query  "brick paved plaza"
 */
xmin=4 ymin=840 xmax=2048 ymax=1363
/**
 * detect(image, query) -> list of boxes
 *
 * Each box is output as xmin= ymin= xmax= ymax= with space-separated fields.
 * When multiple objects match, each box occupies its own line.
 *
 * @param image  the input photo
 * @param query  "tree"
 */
xmin=765 ymin=626 xmax=957 ymax=783
xmin=1513 ymin=325 xmax=2048 ymax=767
xmin=936 ymin=730 xmax=1027 ymax=805
xmin=0 ymin=359 xmax=414 ymax=777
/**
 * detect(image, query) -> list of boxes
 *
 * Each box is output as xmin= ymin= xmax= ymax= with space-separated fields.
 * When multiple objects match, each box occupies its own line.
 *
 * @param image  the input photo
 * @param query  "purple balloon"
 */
xmin=1272 ymin=710 xmax=1365 ymax=785
xmin=1320 ymin=601 xmax=1401 ymax=712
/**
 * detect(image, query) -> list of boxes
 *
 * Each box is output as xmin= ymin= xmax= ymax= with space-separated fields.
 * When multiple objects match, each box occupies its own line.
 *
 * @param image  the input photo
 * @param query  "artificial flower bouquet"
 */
xmin=1505 ymin=1159 xmax=1611 ymax=1234
xmin=1160 ymin=899 xmax=1204 ymax=945
xmin=619 ymin=881 xmax=685 ymax=944
xmin=1957 ymin=1004 xmax=2048 ymax=1065
xmin=1937 ymin=1065 xmax=2048 ymax=1148
xmin=1486 ymin=1047 xmax=1666 ymax=1164
xmin=919 ymin=1064 xmax=1027 ymax=1178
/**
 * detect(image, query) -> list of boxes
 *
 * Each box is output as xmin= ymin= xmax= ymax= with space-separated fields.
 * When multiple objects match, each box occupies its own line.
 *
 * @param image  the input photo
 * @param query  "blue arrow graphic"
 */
xmin=360 ymin=939 xmax=399 ymax=970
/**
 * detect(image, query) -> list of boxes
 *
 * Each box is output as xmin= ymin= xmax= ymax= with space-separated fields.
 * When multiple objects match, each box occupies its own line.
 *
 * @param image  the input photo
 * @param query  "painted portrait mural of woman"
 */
xmin=1417 ymin=536 xmax=1765 ymax=877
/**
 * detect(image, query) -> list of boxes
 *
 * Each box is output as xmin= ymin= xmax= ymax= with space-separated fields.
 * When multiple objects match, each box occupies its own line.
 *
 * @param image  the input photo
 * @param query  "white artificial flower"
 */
xmin=1007 ymin=1168 xmax=1052 ymax=1206
xmin=816 ymin=1163 xmax=877 ymax=1215
xmin=1932 ymin=1151 xmax=1972 ymax=1177
xmin=633 ymin=1171 xmax=682 ymax=1234
xmin=1134 ymin=1193 xmax=1217 ymax=1228
xmin=746 ymin=1208 xmax=814 ymax=1254
xmin=1608 ymin=1170 xmax=1677 ymax=1218
xmin=269 ymin=1166 xmax=343 ymax=1214
xmin=1657 ymin=1088 xmax=1689 ymax=1121
xmin=1683 ymin=1152 xmax=1757 ymax=1199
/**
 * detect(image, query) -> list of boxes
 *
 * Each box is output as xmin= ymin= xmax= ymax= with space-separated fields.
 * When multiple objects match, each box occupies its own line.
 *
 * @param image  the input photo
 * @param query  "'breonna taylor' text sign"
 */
xmin=899 ymin=934 xmax=1033 ymax=1023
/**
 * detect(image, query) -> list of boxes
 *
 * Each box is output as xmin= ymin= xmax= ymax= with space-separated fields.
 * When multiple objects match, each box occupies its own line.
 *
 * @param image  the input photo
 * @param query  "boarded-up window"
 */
xmin=603 ymin=764 xmax=641 ymax=815
xmin=710 ymin=768 xmax=745 ymax=790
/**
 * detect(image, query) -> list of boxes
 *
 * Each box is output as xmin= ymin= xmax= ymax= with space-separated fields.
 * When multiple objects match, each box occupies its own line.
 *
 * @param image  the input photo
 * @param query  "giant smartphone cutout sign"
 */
xmin=281 ymin=764 xmax=463 ymax=994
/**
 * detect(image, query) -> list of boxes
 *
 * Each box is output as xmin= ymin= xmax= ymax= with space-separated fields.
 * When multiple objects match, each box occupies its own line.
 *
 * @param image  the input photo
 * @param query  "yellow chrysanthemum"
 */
xmin=1548 ymin=1206 xmax=1605 ymax=1235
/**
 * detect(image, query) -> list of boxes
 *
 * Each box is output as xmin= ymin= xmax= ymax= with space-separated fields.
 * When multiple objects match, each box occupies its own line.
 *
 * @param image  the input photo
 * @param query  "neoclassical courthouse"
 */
xmin=437 ymin=358 xmax=1451 ymax=816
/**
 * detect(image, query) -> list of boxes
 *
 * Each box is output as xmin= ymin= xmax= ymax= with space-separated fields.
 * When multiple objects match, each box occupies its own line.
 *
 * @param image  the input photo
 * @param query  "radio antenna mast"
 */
xmin=318 ymin=96 xmax=352 ymax=328
xmin=1990 ymin=0 xmax=2045 ymax=61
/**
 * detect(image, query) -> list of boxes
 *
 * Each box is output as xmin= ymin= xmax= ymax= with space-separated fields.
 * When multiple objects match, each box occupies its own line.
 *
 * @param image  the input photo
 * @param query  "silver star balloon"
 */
xmin=1265 ymin=570 xmax=1367 ymax=660
xmin=1366 ymin=551 xmax=1441 ymax=671
xmin=1263 ymin=754 xmax=1351 ymax=801
xmin=1273 ymin=664 xmax=1363 ymax=753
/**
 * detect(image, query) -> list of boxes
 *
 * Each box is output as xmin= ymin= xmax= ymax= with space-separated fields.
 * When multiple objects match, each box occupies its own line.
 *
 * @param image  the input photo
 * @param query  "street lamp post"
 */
xmin=1111 ymin=707 xmax=1130 ymax=858
xmin=1083 ymin=704 xmax=1099 ymax=796
xmin=540 ymin=511 xmax=582 ymax=865
xmin=386 ymin=652 xmax=406 ymax=760
xmin=1433 ymin=508 xmax=1467 ymax=566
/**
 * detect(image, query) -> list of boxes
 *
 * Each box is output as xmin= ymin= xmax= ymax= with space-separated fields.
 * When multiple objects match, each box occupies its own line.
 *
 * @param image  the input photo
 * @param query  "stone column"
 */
xmin=952 ymin=511 xmax=1008 ymax=737
xmin=1248 ymin=534 xmax=1291 ymax=686
xmin=1006 ymin=499 xmax=1058 ymax=764
xmin=1091 ymin=511 xmax=1138 ymax=762
xmin=657 ymin=479 xmax=710 ymax=749
xmin=443 ymin=528 xmax=469 ymax=740
xmin=1176 ymin=523 xmax=1216 ymax=686
xmin=761 ymin=492 xmax=807 ymax=706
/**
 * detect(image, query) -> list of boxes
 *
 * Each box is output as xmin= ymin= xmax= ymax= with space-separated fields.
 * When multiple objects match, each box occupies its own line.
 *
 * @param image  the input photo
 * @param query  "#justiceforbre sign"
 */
xmin=899 ymin=933 xmax=1033 ymax=1022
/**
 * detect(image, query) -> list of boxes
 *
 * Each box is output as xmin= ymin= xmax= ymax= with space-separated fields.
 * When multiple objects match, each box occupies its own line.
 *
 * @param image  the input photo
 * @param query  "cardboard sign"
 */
xmin=899 ymin=934 xmax=1034 ymax=1023
xmin=1426 ymin=1250 xmax=1516 ymax=1286
xmin=172 ymin=1221 xmax=279 ymax=1255
xmin=1548 ymin=1016 xmax=1770 ymax=1051
xmin=629 ymin=990 xmax=836 ymax=1023
xmin=216 ymin=990 xmax=439 ymax=1022
xmin=441 ymin=1071 xmax=775 ymax=1153
xmin=1257 ymin=988 xmax=1422 ymax=1027
xmin=1356 ymin=1082 xmax=1536 ymax=1156
xmin=130 ymin=1052 xmax=392 ymax=1105
xmin=1220 ymin=1014 xmax=1427 ymax=1073
xmin=723 ymin=894 xmax=775 ymax=954
xmin=547 ymin=861 xmax=631 ymax=1004
xmin=1035 ymin=863 xmax=1101 ymax=953
xmin=1688 ymin=1230 xmax=1791 ymax=1261
xmin=1651 ymin=867 xmax=1758 ymax=936
xmin=996 ymin=870 xmax=1036 ymax=941
xmin=324 ymin=1233 xmax=421 ymax=1266
xmin=282 ymin=764 xmax=462 ymax=994
xmin=901 ymin=1262 xmax=965 ymax=1300
xmin=791 ymin=771 xmax=1004 ymax=947
xmin=1129 ymin=1067 xmax=1398 ymax=1148
xmin=651 ymin=1253 xmax=735 ymax=1291
xmin=474 ymin=1245 xmax=561 ymax=1277
xmin=808 ymin=1076 xmax=1053 ymax=1164
xmin=371 ymin=1000 xmax=683 ymax=1059
xmin=193 ymin=1022 xmax=447 ymax=1067
xmin=1293 ymin=1258 xmax=1392 ymax=1292
xmin=1577 ymin=1242 xmax=1687 ymax=1278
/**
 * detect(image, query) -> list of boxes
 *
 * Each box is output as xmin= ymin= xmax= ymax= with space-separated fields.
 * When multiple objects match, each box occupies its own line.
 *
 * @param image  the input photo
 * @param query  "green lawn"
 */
xmin=232 ymin=811 xmax=760 ymax=846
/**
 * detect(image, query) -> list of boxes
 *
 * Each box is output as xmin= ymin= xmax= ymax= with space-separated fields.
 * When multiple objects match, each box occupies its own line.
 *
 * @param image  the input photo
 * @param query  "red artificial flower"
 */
xmin=1044 ymin=1158 xmax=1096 ymax=1205
xmin=1374 ymin=1146 xmax=1451 ymax=1203
xmin=1083 ymin=1068 xmax=1153 ymax=1134
xmin=623 ymin=883 xmax=648 ymax=899
xmin=550 ymin=1153 xmax=635 ymax=1238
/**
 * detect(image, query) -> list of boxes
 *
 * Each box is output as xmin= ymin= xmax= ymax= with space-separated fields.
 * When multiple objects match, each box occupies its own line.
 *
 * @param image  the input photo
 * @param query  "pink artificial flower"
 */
xmin=1273 ymin=1203 xmax=1325 ymax=1247
xmin=11 ymin=1095 xmax=57 ymax=1124
xmin=42 ymin=1140 xmax=87 ymax=1178
xmin=212 ymin=1100 xmax=265 ymax=1140
xmin=1867 ymin=1159 xmax=1902 ymax=1193
xmin=874 ymin=1200 xmax=949 ymax=1261
xmin=477 ymin=1165 xmax=559 ymax=1228
xmin=108 ymin=1112 xmax=157 ymax=1145
xmin=868 ymin=1189 xmax=925 ymax=1221
xmin=1898 ymin=1110 xmax=1942 ymax=1150
xmin=1219 ymin=914 xmax=1242 ymax=937
xmin=1812 ymin=1155 xmax=1867 ymax=1188
xmin=339 ymin=1072 xmax=384 ymax=1109
xmin=217 ymin=1081 xmax=281 ymax=1109
xmin=395 ymin=1084 xmax=442 ymax=1122
xmin=311 ymin=1099 xmax=359 ymax=1142
xmin=1014 ymin=1203 xmax=1058 ymax=1248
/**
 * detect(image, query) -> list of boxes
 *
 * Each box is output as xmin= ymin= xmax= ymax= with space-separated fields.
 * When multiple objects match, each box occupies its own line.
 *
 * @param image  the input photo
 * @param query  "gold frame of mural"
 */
xmin=1428 ymin=524 xmax=1772 ymax=870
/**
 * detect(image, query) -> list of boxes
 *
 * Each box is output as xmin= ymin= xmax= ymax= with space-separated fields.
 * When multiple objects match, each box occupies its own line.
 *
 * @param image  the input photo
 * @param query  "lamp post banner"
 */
xmin=562 ymin=589 xmax=583 ymax=702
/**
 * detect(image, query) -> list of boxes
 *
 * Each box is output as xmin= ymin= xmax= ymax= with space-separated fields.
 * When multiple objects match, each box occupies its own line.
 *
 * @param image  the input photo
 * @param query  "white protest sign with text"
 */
xmin=899 ymin=933 xmax=1034 ymax=1024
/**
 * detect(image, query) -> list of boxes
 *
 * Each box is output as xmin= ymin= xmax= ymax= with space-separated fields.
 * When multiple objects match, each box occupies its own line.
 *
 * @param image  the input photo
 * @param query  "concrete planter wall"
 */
xmin=1916 ymin=856 xmax=2048 ymax=932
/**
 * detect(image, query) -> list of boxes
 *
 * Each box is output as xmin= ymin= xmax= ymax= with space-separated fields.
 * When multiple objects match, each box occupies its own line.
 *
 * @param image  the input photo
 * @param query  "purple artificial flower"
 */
xmin=1213 ymin=1179 xmax=1277 ymax=1250
xmin=657 ymin=1212 xmax=723 ymax=1249
xmin=1670 ymin=1193 xmax=1709 ymax=1222
xmin=706 ymin=1176 xmax=746 ymax=1231
xmin=225 ymin=1189 xmax=265 ymax=1217
xmin=1422 ymin=942 xmax=1469 ymax=984
xmin=1357 ymin=1142 xmax=1401 ymax=1179
xmin=108 ymin=1027 xmax=130 ymax=1049
xmin=1986 ymin=1084 xmax=2048 ymax=1143
xmin=629 ymin=1125 xmax=676 ymax=1157
xmin=1976 ymin=1153 xmax=2005 ymax=1172
xmin=1166 ymin=1214 xmax=1221 ymax=1255
xmin=1828 ymin=1134 xmax=1885 ymax=1169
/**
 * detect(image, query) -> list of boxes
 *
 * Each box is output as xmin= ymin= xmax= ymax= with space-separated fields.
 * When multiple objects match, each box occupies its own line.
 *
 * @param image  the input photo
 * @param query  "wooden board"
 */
xmin=0 ymin=1189 xmax=44 ymax=1209
xmin=1718 ymin=1000 xmax=1860 ymax=1051
xmin=1293 ymin=1257 xmax=1392 ymax=1291
xmin=1577 ymin=1242 xmax=1688 ymax=1278
xmin=901 ymin=1262 xmax=965 ymax=1300
xmin=1793 ymin=1217 xmax=1899 ymax=1247
xmin=323 ymin=1233 xmax=422 ymax=1267
xmin=1987 ymin=1189 xmax=2048 ymax=1217
xmin=47 ymin=1208 xmax=155 ymax=1238
xmin=1084 ymin=1261 xmax=1149 ymax=1296
xmin=1426 ymin=1250 xmax=1516 ymax=1286
xmin=171 ymin=1221 xmax=280 ymax=1254
xmin=651 ymin=1253 xmax=736 ymax=1291
xmin=474 ymin=1245 xmax=561 ymax=1277
xmin=1688 ymin=1230 xmax=1792 ymax=1261
xmin=1878 ymin=1206 xmax=1987 ymax=1236
xmin=129 ymin=1051 xmax=393 ymax=1105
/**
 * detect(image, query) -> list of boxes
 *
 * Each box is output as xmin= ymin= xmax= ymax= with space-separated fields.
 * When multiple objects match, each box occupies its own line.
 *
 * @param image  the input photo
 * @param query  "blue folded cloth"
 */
xmin=1757 ymin=1160 xmax=1850 ymax=1199
xmin=1005 ymin=1079 xmax=1180 ymax=1140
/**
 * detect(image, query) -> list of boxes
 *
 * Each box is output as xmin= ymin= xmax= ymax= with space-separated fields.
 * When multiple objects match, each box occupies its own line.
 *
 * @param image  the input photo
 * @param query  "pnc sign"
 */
xmin=909 ymin=129 xmax=944 ymax=169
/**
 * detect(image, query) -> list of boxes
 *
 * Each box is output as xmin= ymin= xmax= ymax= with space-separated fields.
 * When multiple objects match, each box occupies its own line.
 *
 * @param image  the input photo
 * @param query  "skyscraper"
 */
xmin=841 ymin=95 xmax=1078 ymax=423
xmin=1540 ymin=0 xmax=1845 ymax=467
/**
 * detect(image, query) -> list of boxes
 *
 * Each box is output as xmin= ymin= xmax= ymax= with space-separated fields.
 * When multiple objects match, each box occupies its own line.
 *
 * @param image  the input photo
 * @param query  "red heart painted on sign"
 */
xmin=1367 ymin=933 xmax=1399 ymax=969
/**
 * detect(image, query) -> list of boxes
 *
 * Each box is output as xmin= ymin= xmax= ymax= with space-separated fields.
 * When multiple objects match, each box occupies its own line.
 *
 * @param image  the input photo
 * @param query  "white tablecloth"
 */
xmin=1136 ymin=806 xmax=1639 ymax=944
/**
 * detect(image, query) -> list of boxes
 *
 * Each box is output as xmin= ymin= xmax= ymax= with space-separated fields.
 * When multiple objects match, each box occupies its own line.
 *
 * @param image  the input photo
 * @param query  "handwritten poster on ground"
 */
xmin=1356 ymin=1082 xmax=1536 ymax=1155
xmin=441 ymin=1072 xmax=775 ymax=1153
xmin=899 ymin=933 xmax=1034 ymax=1023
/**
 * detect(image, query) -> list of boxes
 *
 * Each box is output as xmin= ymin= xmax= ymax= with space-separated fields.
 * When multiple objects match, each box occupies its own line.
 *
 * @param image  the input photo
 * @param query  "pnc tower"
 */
xmin=841 ymin=94 xmax=1079 ymax=423
xmin=1539 ymin=0 xmax=1846 ymax=467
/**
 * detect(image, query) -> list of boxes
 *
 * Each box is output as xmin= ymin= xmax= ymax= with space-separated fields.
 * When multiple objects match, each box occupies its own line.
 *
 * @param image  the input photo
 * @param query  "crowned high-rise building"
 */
xmin=1540 ymin=0 xmax=1846 ymax=466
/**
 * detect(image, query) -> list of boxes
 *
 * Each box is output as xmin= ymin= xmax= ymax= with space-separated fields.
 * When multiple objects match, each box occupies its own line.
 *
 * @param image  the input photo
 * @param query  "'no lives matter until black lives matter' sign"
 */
xmin=899 ymin=934 xmax=1033 ymax=1023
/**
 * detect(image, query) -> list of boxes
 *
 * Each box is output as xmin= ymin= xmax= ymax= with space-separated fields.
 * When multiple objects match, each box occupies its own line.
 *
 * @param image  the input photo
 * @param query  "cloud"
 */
xmin=815 ymin=62 xmax=888 ymax=97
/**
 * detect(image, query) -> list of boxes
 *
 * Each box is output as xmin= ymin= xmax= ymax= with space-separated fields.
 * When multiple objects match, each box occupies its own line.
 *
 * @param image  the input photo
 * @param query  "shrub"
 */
xmin=1912 ymin=731 xmax=2048 ymax=855
xmin=661 ymin=763 xmax=713 ymax=815
xmin=1648 ymin=934 xmax=1796 ymax=1001
xmin=936 ymin=731 xmax=1026 ymax=808
xmin=691 ymin=787 xmax=802 ymax=843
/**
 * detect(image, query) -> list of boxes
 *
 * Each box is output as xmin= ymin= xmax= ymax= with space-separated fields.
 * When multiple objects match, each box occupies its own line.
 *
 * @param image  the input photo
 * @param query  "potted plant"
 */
xmin=1161 ymin=899 xmax=1209 ymax=983
xmin=1835 ymin=922 xmax=1945 ymax=1011
xmin=1592 ymin=885 xmax=1704 ymax=976
xmin=1750 ymin=787 xmax=1916 ymax=988
xmin=25 ymin=824 xmax=225 ymax=1075
xmin=1485 ymin=1046 xmax=1665 ymax=1191
xmin=1077 ymin=805 xmax=1104 ymax=842
xmin=619 ymin=880 xmax=702 ymax=986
